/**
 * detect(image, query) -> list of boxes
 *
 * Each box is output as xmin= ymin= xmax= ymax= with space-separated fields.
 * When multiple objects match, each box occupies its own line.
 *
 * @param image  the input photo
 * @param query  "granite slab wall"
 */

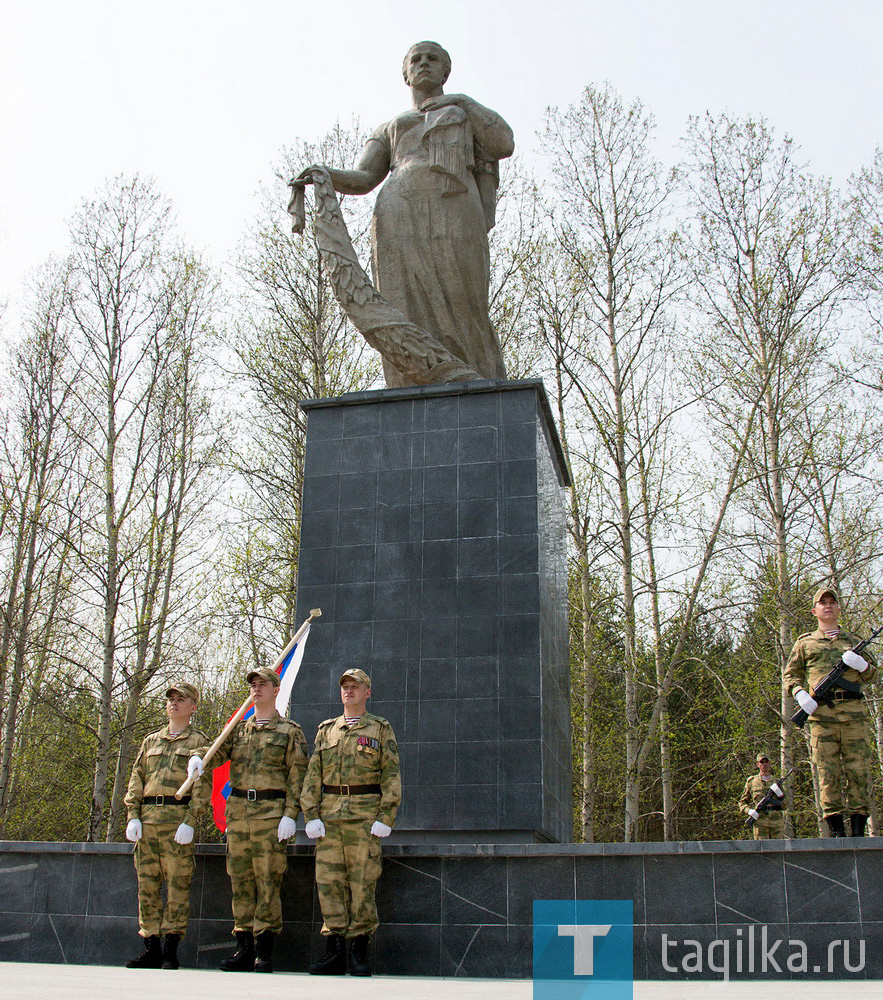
xmin=1 ymin=839 xmax=881 ymax=981
xmin=291 ymin=379 xmax=572 ymax=844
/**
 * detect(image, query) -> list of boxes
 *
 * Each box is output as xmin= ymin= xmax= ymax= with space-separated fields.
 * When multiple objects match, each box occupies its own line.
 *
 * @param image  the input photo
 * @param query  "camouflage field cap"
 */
xmin=339 ymin=668 xmax=371 ymax=687
xmin=813 ymin=586 xmax=839 ymax=606
xmin=246 ymin=666 xmax=281 ymax=687
xmin=166 ymin=681 xmax=199 ymax=702
xmin=756 ymin=752 xmax=772 ymax=763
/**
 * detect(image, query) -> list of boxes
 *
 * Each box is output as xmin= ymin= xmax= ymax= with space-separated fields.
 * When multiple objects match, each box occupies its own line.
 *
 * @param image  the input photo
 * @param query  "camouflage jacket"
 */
xmin=783 ymin=628 xmax=878 ymax=723
xmin=125 ymin=723 xmax=210 ymax=828
xmin=198 ymin=712 xmax=308 ymax=821
xmin=301 ymin=712 xmax=401 ymax=826
xmin=739 ymin=774 xmax=785 ymax=816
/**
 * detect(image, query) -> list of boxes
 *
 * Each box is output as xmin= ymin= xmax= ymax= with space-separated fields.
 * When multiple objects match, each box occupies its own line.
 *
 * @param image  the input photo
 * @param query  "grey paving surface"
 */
xmin=0 ymin=964 xmax=880 ymax=1000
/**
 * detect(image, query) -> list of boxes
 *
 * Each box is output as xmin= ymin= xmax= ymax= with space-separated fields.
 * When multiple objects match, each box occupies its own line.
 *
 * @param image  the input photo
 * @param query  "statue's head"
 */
xmin=402 ymin=41 xmax=451 ymax=88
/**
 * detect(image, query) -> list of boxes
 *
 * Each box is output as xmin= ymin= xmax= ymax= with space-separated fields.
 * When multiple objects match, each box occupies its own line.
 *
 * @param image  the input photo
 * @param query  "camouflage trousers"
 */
xmin=808 ymin=717 xmax=870 ymax=816
xmin=133 ymin=821 xmax=195 ymax=937
xmin=226 ymin=813 xmax=288 ymax=935
xmin=315 ymin=819 xmax=382 ymax=938
xmin=751 ymin=812 xmax=785 ymax=840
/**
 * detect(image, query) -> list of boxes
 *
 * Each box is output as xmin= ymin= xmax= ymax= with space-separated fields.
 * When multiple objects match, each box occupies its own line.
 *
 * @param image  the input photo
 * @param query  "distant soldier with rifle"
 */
xmin=739 ymin=753 xmax=787 ymax=839
xmin=784 ymin=587 xmax=878 ymax=838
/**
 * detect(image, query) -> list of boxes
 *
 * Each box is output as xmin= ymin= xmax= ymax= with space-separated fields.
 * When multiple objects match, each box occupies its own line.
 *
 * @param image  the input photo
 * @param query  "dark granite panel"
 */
xmin=455 ymin=656 xmax=498 ymax=699
xmin=454 ymin=784 xmax=497 ymax=826
xmin=86 ymin=854 xmax=137 ymax=917
xmin=338 ymin=472 xmax=377 ymax=509
xmin=193 ymin=917 xmax=240 ymax=967
xmin=418 ymin=699 xmax=456 ymax=741
xmin=458 ymin=537 xmax=498 ymax=577
xmin=378 ymin=504 xmax=411 ymax=543
xmin=457 ymin=575 xmax=499 ymax=616
xmin=422 ymin=538 xmax=458 ymax=578
xmin=441 ymin=857 xmax=508 ymax=924
xmin=459 ymin=463 xmax=498 ymax=501
xmin=82 ymin=915 xmax=137 ymax=964
xmin=424 ymin=430 xmax=459 ymax=467
xmin=500 ymin=740 xmax=542 ymax=784
xmin=423 ymin=501 xmax=458 ymax=540
xmin=334 ymin=544 xmax=375 ymax=583
xmin=416 ymin=785 xmax=456 ymax=827
xmin=455 ymin=698 xmax=499 ymax=740
xmin=379 ymin=433 xmax=414 ymax=471
xmin=26 ymin=912 xmax=86 ymax=964
xmin=378 ymin=468 xmax=413 ymax=505
xmin=424 ymin=465 xmax=458 ymax=502
xmin=420 ymin=617 xmax=458 ymax=658
xmin=0 ymin=857 xmax=37 ymax=914
xmin=306 ymin=406 xmax=344 ymax=441
xmin=455 ymin=742 xmax=499 ymax=785
xmin=373 ymin=582 xmax=414 ymax=620
xmin=507 ymin=856 xmax=575 ymax=924
xmin=786 ymin=921 xmax=868 ymax=979
xmin=644 ymin=855 xmax=715 ymax=924
xmin=501 ymin=533 xmax=538 ymax=574
xmin=377 ymin=856 xmax=442 ymax=924
xmin=459 ymin=499 xmax=498 ymax=538
xmin=503 ymin=496 xmax=539 ymax=535
xmin=196 ymin=852 xmax=233 ymax=920
xmin=280 ymin=858 xmax=318 ymax=924
xmin=783 ymin=852 xmax=859 ymax=923
xmin=499 ymin=783 xmax=543 ymax=830
xmin=505 ymin=459 xmax=538 ymax=498
xmin=272 ymin=919 xmax=314 ymax=972
xmin=507 ymin=923 xmax=535 ymax=977
xmin=858 ymin=922 xmax=883 ymax=978
xmin=421 ymin=577 xmax=457 ymax=617
xmin=334 ymin=622 xmax=375 ymax=660
xmin=855 ymin=849 xmax=883 ymax=921
xmin=441 ymin=923 xmax=510 ymax=977
xmin=343 ymin=433 xmax=381 ymax=471
xmin=428 ymin=394 xmax=459 ymax=428
xmin=418 ymin=658 xmax=455 ymax=701
xmin=297 ymin=545 xmax=337 ymax=585
xmin=340 ymin=506 xmax=377 ymax=545
xmin=503 ymin=656 xmax=542 ymax=698
xmin=456 ymin=616 xmax=498 ymax=657
xmin=458 ymin=425 xmax=498 ymax=462
xmin=374 ymin=921 xmax=441 ymax=976
xmin=645 ymin=924 xmax=746 ymax=981
xmin=503 ymin=421 xmax=536 ymax=460
xmin=574 ymin=855 xmax=646 ymax=925
xmin=501 ymin=698 xmax=540 ymax=739
xmin=459 ymin=393 xmax=499 ymax=427
xmin=335 ymin=582 xmax=374 ymax=621
xmin=379 ymin=397 xmax=414 ymax=434
xmin=32 ymin=853 xmax=89 ymax=916
xmin=376 ymin=541 xmax=418 ymax=581
xmin=303 ymin=438 xmax=343 ymax=477
xmin=714 ymin=851 xmax=787 ymax=924
xmin=342 ymin=404 xmax=380 ymax=437
xmin=301 ymin=474 xmax=340 ymax=512
xmin=500 ymin=389 xmax=538 ymax=423
xmin=500 ymin=614 xmax=541 ymax=656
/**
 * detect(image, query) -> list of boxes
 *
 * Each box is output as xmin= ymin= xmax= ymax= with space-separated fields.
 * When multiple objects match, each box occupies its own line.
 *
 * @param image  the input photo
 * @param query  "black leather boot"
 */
xmin=219 ymin=931 xmax=255 ymax=972
xmin=161 ymin=933 xmax=181 ymax=970
xmin=825 ymin=813 xmax=846 ymax=837
xmin=125 ymin=934 xmax=162 ymax=969
xmin=308 ymin=933 xmax=346 ymax=975
xmin=850 ymin=814 xmax=868 ymax=838
xmin=348 ymin=934 xmax=372 ymax=976
xmin=254 ymin=931 xmax=274 ymax=973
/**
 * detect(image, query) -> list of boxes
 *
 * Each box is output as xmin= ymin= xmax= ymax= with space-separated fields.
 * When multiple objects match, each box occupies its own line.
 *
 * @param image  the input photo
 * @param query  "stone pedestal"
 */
xmin=292 ymin=379 xmax=572 ymax=843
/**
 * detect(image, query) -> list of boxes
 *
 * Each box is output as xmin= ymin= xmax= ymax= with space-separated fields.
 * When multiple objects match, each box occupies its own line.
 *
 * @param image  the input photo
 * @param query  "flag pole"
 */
xmin=174 ymin=608 xmax=321 ymax=800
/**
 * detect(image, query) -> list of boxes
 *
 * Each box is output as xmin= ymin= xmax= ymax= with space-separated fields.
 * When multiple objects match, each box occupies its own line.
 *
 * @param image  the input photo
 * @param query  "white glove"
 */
xmin=371 ymin=821 xmax=392 ymax=838
xmin=125 ymin=818 xmax=142 ymax=842
xmin=843 ymin=650 xmax=868 ymax=673
xmin=305 ymin=819 xmax=326 ymax=839
xmin=187 ymin=755 xmax=204 ymax=778
xmin=770 ymin=782 xmax=784 ymax=798
xmin=748 ymin=809 xmax=760 ymax=821
xmin=174 ymin=822 xmax=194 ymax=845
xmin=277 ymin=816 xmax=297 ymax=841
xmin=795 ymin=689 xmax=818 ymax=715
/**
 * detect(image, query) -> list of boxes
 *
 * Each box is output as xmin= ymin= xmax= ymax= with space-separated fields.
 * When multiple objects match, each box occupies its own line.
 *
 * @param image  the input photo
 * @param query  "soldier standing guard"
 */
xmin=187 ymin=667 xmax=308 ymax=973
xmin=784 ymin=587 xmax=878 ymax=838
xmin=739 ymin=752 xmax=786 ymax=839
xmin=124 ymin=681 xmax=209 ymax=970
xmin=302 ymin=668 xmax=401 ymax=977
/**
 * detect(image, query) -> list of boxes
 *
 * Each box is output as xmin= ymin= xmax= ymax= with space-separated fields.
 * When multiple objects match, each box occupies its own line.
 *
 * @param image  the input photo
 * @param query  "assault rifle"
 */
xmin=790 ymin=623 xmax=883 ymax=729
xmin=744 ymin=768 xmax=792 ymax=826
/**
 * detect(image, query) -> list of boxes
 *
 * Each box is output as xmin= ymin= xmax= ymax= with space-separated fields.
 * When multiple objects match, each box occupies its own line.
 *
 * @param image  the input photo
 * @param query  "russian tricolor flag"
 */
xmin=210 ymin=625 xmax=311 ymax=832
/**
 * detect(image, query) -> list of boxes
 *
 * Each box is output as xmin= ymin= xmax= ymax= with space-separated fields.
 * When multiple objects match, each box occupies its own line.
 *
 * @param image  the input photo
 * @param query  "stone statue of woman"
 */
xmin=292 ymin=41 xmax=514 ymax=387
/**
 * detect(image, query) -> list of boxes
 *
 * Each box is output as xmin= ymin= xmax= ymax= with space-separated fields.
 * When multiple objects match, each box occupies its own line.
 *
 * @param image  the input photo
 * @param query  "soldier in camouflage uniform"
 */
xmin=784 ymin=587 xmax=878 ymax=838
xmin=303 ymin=668 xmax=401 ymax=977
xmin=739 ymin=752 xmax=786 ymax=840
xmin=188 ymin=666 xmax=308 ymax=973
xmin=124 ymin=681 xmax=209 ymax=970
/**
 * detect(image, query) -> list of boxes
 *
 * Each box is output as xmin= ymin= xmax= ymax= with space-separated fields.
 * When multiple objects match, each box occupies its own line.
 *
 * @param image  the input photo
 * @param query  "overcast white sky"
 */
xmin=1 ymin=0 xmax=881 ymax=317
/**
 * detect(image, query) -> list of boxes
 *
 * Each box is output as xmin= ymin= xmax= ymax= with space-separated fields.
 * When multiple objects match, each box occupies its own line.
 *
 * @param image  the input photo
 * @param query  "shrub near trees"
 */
xmin=1 ymin=89 xmax=883 ymax=843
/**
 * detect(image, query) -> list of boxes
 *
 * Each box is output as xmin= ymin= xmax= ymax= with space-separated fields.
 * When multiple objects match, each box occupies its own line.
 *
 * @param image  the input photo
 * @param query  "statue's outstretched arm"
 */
xmin=295 ymin=138 xmax=390 ymax=196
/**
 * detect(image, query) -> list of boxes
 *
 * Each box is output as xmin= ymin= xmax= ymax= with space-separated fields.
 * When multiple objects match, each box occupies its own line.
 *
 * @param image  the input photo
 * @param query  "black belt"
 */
xmin=322 ymin=783 xmax=381 ymax=795
xmin=143 ymin=795 xmax=190 ymax=806
xmin=829 ymin=690 xmax=863 ymax=702
xmin=230 ymin=788 xmax=286 ymax=801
